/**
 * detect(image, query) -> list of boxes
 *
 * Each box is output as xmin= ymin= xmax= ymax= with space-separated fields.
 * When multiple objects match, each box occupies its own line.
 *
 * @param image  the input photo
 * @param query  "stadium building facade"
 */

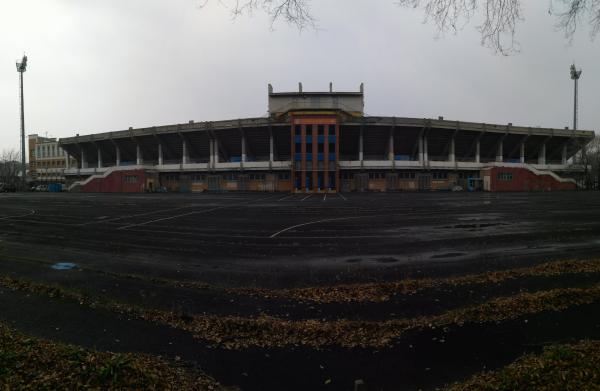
xmin=59 ymin=85 xmax=594 ymax=193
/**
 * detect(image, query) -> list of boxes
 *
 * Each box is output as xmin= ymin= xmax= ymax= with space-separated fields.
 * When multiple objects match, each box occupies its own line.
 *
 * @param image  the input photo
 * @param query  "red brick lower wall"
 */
xmin=484 ymin=167 xmax=576 ymax=192
xmin=82 ymin=170 xmax=147 ymax=193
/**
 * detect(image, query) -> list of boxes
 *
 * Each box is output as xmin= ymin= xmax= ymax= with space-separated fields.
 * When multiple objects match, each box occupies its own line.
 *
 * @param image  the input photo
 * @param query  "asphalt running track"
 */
xmin=1 ymin=191 xmax=600 ymax=287
xmin=2 ymin=192 xmax=600 ymax=390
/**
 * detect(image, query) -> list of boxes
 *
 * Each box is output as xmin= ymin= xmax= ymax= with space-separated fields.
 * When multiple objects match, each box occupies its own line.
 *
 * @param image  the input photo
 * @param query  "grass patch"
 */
xmin=445 ymin=340 xmax=600 ymax=390
xmin=0 ymin=322 xmax=222 ymax=390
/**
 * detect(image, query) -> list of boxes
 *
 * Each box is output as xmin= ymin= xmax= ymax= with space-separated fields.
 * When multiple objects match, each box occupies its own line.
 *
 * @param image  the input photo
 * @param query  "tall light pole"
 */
xmin=16 ymin=54 xmax=28 ymax=189
xmin=570 ymin=63 xmax=582 ymax=130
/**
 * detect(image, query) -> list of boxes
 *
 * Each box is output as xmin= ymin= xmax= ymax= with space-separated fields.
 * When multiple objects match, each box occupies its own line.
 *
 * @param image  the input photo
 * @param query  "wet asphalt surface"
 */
xmin=1 ymin=191 xmax=600 ymax=287
xmin=1 ymin=191 xmax=600 ymax=390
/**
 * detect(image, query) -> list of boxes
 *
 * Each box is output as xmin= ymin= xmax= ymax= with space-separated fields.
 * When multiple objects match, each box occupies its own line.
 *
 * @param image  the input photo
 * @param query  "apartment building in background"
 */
xmin=28 ymin=134 xmax=76 ymax=184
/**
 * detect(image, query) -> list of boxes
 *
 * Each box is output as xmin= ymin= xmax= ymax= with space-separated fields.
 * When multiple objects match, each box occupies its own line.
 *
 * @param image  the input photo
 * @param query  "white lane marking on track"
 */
xmin=117 ymin=206 xmax=225 ymax=230
xmin=0 ymin=209 xmax=35 ymax=220
xmin=117 ymin=194 xmax=280 ymax=230
xmin=323 ymin=193 xmax=327 ymax=202
xmin=301 ymin=194 xmax=312 ymax=201
xmin=79 ymin=205 xmax=192 ymax=226
xmin=269 ymin=210 xmax=413 ymax=239
xmin=115 ymin=227 xmax=267 ymax=239
xmin=277 ymin=194 xmax=295 ymax=202
xmin=270 ymin=215 xmax=371 ymax=238
xmin=337 ymin=192 xmax=347 ymax=201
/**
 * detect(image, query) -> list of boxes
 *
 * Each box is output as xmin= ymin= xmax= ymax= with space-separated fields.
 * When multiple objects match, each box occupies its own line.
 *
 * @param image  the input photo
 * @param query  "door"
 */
xmin=207 ymin=175 xmax=221 ymax=192
xmin=355 ymin=173 xmax=368 ymax=192
xmin=417 ymin=174 xmax=431 ymax=191
xmin=238 ymin=175 xmax=249 ymax=192
xmin=265 ymin=174 xmax=277 ymax=192
xmin=386 ymin=173 xmax=398 ymax=192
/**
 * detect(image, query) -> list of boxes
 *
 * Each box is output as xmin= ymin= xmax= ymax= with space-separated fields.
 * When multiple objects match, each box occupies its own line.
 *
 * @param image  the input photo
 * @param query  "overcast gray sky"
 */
xmin=1 ymin=1 xmax=598 ymax=156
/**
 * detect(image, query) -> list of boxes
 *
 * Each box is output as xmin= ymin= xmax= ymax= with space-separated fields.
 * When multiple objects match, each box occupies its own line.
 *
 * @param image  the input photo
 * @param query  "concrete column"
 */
xmin=81 ymin=149 xmax=87 ymax=169
xmin=300 ymin=125 xmax=306 ymax=192
xmin=324 ymin=125 xmax=329 ymax=190
xmin=158 ymin=143 xmax=163 ymax=166
xmin=136 ymin=144 xmax=143 ymax=165
xmin=312 ymin=124 xmax=318 ymax=191
xmin=495 ymin=140 xmax=503 ymax=162
xmin=115 ymin=146 xmax=121 ymax=167
xmin=209 ymin=139 xmax=214 ymax=169
xmin=388 ymin=130 xmax=394 ymax=161
xmin=214 ymin=139 xmax=219 ymax=164
xmin=520 ymin=142 xmax=525 ymax=164
xmin=423 ymin=135 xmax=429 ymax=163
xmin=562 ymin=144 xmax=568 ymax=165
xmin=418 ymin=136 xmax=424 ymax=163
xmin=241 ymin=133 xmax=247 ymax=163
xmin=269 ymin=131 xmax=274 ymax=162
xmin=449 ymin=137 xmax=455 ymax=162
xmin=65 ymin=153 xmax=70 ymax=170
xmin=182 ymin=140 xmax=188 ymax=165
xmin=97 ymin=148 xmax=102 ymax=168
xmin=475 ymin=140 xmax=480 ymax=163
xmin=359 ymin=128 xmax=364 ymax=162
xmin=538 ymin=143 xmax=546 ymax=165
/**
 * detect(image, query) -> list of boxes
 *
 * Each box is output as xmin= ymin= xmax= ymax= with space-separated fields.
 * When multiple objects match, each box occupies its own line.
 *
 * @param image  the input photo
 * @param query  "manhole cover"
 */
xmin=51 ymin=262 xmax=77 ymax=270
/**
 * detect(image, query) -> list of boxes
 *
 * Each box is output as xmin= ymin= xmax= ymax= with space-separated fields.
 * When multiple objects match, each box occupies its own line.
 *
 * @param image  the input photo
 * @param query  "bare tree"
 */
xmin=397 ymin=0 xmax=600 ymax=54
xmin=0 ymin=149 xmax=22 ymax=189
xmin=203 ymin=0 xmax=600 ymax=54
xmin=200 ymin=0 xmax=315 ymax=30
xmin=396 ymin=0 xmax=522 ymax=55
xmin=580 ymin=137 xmax=600 ymax=189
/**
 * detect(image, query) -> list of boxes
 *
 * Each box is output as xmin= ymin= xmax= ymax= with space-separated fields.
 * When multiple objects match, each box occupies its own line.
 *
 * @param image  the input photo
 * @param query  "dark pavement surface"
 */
xmin=2 ymin=191 xmax=600 ymax=390
xmin=2 ymin=191 xmax=600 ymax=288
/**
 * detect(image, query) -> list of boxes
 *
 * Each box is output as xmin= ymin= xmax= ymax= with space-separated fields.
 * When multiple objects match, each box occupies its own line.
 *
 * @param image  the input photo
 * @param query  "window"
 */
xmin=497 ymin=172 xmax=513 ymax=181
xmin=318 ymin=125 xmax=324 ymax=135
xmin=432 ymin=172 xmax=448 ymax=180
xmin=124 ymin=175 xmax=138 ymax=183
xmin=279 ymin=172 xmax=290 ymax=180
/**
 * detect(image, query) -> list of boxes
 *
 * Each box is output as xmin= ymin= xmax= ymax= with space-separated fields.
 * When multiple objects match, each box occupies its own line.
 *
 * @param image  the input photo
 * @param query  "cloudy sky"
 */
xmin=0 ymin=1 xmax=598 ymax=156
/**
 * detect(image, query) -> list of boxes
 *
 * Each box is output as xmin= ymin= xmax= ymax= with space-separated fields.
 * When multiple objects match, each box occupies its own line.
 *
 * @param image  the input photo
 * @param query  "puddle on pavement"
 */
xmin=430 ymin=252 xmax=466 ymax=259
xmin=374 ymin=257 xmax=399 ymax=264
xmin=51 ymin=262 xmax=77 ymax=270
xmin=345 ymin=258 xmax=363 ymax=263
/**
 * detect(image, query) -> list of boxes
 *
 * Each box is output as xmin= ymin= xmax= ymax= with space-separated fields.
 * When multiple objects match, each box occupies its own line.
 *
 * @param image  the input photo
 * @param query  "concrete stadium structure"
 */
xmin=59 ymin=85 xmax=594 ymax=193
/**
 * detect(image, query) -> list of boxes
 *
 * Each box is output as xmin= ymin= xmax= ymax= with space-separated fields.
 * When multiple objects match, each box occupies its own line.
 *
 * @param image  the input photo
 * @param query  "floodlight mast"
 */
xmin=16 ymin=55 xmax=27 ymax=189
xmin=570 ymin=64 xmax=582 ymax=131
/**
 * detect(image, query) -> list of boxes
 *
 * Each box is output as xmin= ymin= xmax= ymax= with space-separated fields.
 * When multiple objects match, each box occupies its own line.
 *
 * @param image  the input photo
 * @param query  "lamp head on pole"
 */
xmin=16 ymin=54 xmax=27 ymax=73
xmin=570 ymin=63 xmax=582 ymax=80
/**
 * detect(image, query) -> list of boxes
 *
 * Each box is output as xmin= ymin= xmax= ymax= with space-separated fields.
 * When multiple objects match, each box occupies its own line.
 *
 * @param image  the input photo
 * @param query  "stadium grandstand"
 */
xmin=59 ymin=84 xmax=594 ymax=193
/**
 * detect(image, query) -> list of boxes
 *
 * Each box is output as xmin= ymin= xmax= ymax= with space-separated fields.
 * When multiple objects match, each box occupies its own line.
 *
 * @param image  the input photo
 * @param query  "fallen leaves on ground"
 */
xmin=2 ymin=266 xmax=600 ymax=349
xmin=235 ymin=259 xmax=600 ymax=303
xmin=0 ymin=322 xmax=223 ymax=390
xmin=445 ymin=340 xmax=600 ymax=391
